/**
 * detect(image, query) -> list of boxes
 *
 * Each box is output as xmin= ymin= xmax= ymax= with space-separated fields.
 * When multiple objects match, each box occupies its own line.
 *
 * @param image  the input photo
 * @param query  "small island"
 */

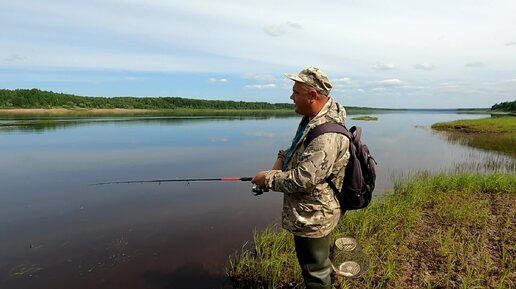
xmin=351 ymin=116 xmax=378 ymax=121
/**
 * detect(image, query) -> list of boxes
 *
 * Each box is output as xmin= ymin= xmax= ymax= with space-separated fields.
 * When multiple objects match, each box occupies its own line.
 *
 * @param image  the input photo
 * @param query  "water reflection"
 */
xmin=434 ymin=130 xmax=516 ymax=158
xmin=0 ymin=115 xmax=289 ymax=132
xmin=0 ymin=111 xmax=513 ymax=289
xmin=142 ymin=264 xmax=233 ymax=289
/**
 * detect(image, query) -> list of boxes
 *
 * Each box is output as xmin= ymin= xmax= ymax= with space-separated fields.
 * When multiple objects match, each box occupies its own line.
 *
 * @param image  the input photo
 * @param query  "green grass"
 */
xmin=431 ymin=117 xmax=516 ymax=133
xmin=351 ymin=116 xmax=379 ymax=121
xmin=226 ymin=173 xmax=516 ymax=288
xmin=431 ymin=117 xmax=516 ymax=157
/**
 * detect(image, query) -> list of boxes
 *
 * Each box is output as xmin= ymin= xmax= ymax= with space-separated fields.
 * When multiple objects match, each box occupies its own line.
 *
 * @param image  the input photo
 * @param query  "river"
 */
xmin=0 ymin=111 xmax=511 ymax=289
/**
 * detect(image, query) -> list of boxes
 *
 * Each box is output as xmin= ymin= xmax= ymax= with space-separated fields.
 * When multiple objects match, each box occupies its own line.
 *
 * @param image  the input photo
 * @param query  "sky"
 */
xmin=1 ymin=0 xmax=515 ymax=108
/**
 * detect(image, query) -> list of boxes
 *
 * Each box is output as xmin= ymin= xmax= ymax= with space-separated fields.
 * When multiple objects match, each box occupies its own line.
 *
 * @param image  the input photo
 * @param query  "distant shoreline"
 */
xmin=0 ymin=108 xmax=298 ymax=117
xmin=0 ymin=107 xmax=491 ymax=116
xmin=0 ymin=108 xmax=156 ymax=114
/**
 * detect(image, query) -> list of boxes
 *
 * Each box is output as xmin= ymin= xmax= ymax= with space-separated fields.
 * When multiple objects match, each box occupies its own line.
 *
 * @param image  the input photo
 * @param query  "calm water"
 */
xmin=0 ymin=112 xmax=511 ymax=289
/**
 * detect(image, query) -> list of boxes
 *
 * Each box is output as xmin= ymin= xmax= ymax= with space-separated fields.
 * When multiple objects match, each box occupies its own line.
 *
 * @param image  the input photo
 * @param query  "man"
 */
xmin=252 ymin=67 xmax=350 ymax=289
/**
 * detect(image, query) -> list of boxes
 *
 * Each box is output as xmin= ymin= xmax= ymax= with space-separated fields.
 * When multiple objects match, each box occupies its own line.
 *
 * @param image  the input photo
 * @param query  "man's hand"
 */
xmin=252 ymin=171 xmax=267 ymax=188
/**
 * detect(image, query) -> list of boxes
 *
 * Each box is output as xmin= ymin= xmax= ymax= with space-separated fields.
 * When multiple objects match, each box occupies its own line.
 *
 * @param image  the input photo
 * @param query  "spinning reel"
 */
xmin=251 ymin=185 xmax=269 ymax=196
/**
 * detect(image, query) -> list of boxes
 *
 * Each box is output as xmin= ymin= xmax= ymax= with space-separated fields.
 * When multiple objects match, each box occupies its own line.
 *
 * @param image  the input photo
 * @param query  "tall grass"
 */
xmin=226 ymin=173 xmax=516 ymax=288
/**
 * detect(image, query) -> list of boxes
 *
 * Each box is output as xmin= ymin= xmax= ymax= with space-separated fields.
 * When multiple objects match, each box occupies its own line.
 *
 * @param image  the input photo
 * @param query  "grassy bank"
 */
xmin=431 ymin=117 xmax=516 ymax=157
xmin=227 ymin=173 xmax=516 ymax=288
xmin=431 ymin=117 xmax=516 ymax=133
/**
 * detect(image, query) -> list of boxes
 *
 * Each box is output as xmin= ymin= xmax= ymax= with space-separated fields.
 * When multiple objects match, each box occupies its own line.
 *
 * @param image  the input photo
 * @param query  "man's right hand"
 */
xmin=251 ymin=171 xmax=267 ymax=188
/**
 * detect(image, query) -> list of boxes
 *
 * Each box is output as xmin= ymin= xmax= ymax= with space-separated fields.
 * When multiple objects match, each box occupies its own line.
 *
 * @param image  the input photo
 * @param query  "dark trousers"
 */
xmin=294 ymin=234 xmax=332 ymax=289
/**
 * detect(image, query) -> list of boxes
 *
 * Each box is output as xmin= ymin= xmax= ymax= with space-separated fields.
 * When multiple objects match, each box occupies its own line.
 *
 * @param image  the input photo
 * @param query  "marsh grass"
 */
xmin=431 ymin=117 xmax=516 ymax=133
xmin=226 ymin=173 xmax=516 ymax=288
xmin=435 ymin=131 xmax=516 ymax=158
xmin=431 ymin=117 xmax=516 ymax=157
xmin=351 ymin=116 xmax=379 ymax=121
xmin=452 ymin=155 xmax=516 ymax=173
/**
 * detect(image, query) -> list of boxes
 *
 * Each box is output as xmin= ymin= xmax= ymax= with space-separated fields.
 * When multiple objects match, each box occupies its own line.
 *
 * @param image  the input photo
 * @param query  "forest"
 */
xmin=491 ymin=100 xmax=516 ymax=112
xmin=0 ymin=89 xmax=293 ymax=110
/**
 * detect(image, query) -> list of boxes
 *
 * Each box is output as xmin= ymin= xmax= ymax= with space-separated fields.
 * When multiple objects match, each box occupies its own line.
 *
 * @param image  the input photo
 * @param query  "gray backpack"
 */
xmin=304 ymin=123 xmax=376 ymax=211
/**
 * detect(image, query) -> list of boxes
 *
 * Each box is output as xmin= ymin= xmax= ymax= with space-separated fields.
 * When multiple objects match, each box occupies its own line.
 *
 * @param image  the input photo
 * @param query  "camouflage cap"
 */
xmin=286 ymin=67 xmax=332 ymax=95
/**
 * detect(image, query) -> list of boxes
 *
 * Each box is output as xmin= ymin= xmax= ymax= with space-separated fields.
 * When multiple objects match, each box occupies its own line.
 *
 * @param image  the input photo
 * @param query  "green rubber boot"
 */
xmin=294 ymin=234 xmax=332 ymax=289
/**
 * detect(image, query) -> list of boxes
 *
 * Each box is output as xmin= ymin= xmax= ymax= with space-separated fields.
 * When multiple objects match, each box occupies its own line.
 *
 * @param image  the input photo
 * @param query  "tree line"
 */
xmin=0 ymin=89 xmax=294 ymax=110
xmin=491 ymin=100 xmax=516 ymax=112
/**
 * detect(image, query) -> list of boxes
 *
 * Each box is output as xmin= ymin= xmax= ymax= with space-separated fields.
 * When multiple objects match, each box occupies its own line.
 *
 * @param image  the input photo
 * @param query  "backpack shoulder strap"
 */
xmin=304 ymin=123 xmax=351 ymax=147
xmin=304 ymin=123 xmax=353 ymax=197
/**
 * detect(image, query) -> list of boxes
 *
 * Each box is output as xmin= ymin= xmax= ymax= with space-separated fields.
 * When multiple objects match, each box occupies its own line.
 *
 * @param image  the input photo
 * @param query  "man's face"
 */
xmin=290 ymin=82 xmax=312 ymax=115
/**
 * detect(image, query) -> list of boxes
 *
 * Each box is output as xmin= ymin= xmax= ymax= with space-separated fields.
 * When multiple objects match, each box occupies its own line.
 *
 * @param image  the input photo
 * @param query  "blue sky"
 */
xmin=1 ymin=0 xmax=515 ymax=108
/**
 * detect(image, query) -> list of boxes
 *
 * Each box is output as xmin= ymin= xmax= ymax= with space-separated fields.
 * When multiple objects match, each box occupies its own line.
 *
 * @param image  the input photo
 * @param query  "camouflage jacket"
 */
xmin=264 ymin=97 xmax=350 ymax=238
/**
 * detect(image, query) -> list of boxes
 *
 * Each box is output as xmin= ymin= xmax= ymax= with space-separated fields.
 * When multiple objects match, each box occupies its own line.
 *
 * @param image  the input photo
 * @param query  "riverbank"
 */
xmin=0 ymin=108 xmax=296 ymax=117
xmin=0 ymin=108 xmax=154 ymax=115
xmin=227 ymin=173 xmax=515 ymax=288
xmin=431 ymin=117 xmax=516 ymax=133
xmin=431 ymin=117 xmax=516 ymax=157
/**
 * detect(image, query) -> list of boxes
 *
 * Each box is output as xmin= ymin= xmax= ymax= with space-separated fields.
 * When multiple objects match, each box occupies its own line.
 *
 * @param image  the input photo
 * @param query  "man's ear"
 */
xmin=309 ymin=89 xmax=318 ymax=100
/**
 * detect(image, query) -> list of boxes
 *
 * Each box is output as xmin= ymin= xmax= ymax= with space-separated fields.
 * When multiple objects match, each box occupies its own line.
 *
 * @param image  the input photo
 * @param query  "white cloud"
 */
xmin=372 ymin=62 xmax=395 ymax=70
xmin=210 ymin=136 xmax=228 ymax=143
xmin=245 ymin=84 xmax=276 ymax=89
xmin=4 ymin=54 xmax=27 ymax=62
xmin=332 ymin=78 xmax=351 ymax=85
xmin=465 ymin=62 xmax=484 ymax=68
xmin=242 ymin=74 xmax=276 ymax=82
xmin=413 ymin=63 xmax=435 ymax=70
xmin=125 ymin=76 xmax=148 ymax=81
xmin=374 ymin=79 xmax=406 ymax=86
xmin=263 ymin=21 xmax=302 ymax=37
xmin=357 ymin=89 xmax=364 ymax=92
xmin=209 ymin=78 xmax=228 ymax=83
xmin=498 ymin=79 xmax=516 ymax=86
xmin=504 ymin=41 xmax=516 ymax=46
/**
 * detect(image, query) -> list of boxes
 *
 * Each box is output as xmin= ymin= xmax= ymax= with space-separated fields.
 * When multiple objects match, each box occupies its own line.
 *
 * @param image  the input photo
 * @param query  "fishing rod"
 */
xmin=89 ymin=177 xmax=268 ymax=195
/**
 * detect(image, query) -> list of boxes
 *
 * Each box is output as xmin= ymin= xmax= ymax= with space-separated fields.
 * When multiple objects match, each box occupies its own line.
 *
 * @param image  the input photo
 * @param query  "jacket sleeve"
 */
xmin=264 ymin=133 xmax=347 ymax=195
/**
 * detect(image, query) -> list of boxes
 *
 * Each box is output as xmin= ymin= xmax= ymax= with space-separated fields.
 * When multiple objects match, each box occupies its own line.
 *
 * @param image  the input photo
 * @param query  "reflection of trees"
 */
xmin=436 ymin=131 xmax=516 ymax=157
xmin=0 ymin=114 xmax=298 ymax=132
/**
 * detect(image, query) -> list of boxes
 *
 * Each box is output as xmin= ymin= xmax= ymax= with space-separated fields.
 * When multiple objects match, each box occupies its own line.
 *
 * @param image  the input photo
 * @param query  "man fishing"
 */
xmin=252 ymin=67 xmax=350 ymax=289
